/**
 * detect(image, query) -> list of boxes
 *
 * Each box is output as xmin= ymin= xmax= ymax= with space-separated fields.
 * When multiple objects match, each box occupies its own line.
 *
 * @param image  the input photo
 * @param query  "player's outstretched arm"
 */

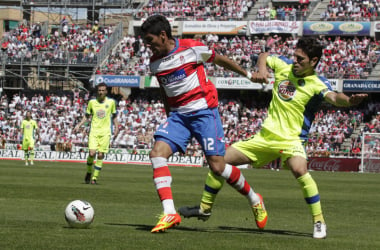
xmin=325 ymin=92 xmax=368 ymax=107
xmin=112 ymin=114 xmax=119 ymax=137
xmin=213 ymin=53 xmax=251 ymax=79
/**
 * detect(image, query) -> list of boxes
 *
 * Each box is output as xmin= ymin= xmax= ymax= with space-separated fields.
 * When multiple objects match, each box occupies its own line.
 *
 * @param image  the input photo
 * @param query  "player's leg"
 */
xmin=149 ymin=114 xmax=189 ymax=232
xmin=85 ymin=149 xmax=96 ymax=184
xmin=29 ymin=147 xmax=35 ymax=165
xmin=91 ymin=135 xmax=110 ymax=184
xmin=22 ymin=140 xmax=29 ymax=165
xmin=286 ymin=155 xmax=326 ymax=239
xmin=29 ymin=140 xmax=35 ymax=165
xmin=91 ymin=153 xmax=103 ymax=184
xmin=179 ymin=108 xmax=267 ymax=229
xmin=149 ymin=140 xmax=181 ymax=233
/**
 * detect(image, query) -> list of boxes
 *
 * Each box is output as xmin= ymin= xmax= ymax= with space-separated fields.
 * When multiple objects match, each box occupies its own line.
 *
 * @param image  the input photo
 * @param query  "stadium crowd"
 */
xmin=134 ymin=0 xmax=255 ymax=21
xmin=257 ymin=4 xmax=310 ymax=21
xmin=0 ymin=92 xmax=378 ymax=157
xmin=1 ymin=1 xmax=380 ymax=158
xmin=1 ymin=20 xmax=113 ymax=65
xmin=1 ymin=7 xmax=380 ymax=80
xmin=322 ymin=0 xmax=380 ymax=21
xmin=97 ymin=34 xmax=380 ymax=80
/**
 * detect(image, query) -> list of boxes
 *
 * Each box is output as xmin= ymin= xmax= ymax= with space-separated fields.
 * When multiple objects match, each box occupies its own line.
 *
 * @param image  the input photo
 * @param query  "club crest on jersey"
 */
xmin=96 ymin=109 xmax=106 ymax=119
xmin=278 ymin=80 xmax=296 ymax=101
xmin=298 ymin=79 xmax=305 ymax=86
xmin=179 ymin=55 xmax=185 ymax=64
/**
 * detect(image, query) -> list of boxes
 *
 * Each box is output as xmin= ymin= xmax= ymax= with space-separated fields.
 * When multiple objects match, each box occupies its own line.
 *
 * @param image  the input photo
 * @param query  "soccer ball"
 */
xmin=64 ymin=200 xmax=94 ymax=228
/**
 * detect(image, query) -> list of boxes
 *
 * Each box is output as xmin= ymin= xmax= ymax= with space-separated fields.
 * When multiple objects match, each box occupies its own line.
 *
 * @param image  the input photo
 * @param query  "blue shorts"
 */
xmin=154 ymin=108 xmax=225 ymax=156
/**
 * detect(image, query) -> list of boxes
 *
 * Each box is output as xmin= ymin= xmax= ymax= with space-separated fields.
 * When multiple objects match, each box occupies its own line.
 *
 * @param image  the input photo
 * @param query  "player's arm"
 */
xmin=324 ymin=92 xmax=368 ymax=107
xmin=213 ymin=53 xmax=252 ymax=79
xmin=20 ymin=122 xmax=25 ymax=140
xmin=112 ymin=113 xmax=119 ymax=137
xmin=254 ymin=52 xmax=272 ymax=84
xmin=159 ymin=85 xmax=171 ymax=117
xmin=35 ymin=123 xmax=40 ymax=141
xmin=74 ymin=113 xmax=91 ymax=132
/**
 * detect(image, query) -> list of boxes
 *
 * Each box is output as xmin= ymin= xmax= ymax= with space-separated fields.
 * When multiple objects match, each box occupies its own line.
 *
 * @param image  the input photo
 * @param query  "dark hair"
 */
xmin=96 ymin=82 xmax=107 ymax=90
xmin=296 ymin=37 xmax=323 ymax=67
xmin=141 ymin=15 xmax=173 ymax=39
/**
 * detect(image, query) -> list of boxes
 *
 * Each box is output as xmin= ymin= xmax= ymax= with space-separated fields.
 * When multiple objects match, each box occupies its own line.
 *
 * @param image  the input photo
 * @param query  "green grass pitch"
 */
xmin=0 ymin=160 xmax=379 ymax=250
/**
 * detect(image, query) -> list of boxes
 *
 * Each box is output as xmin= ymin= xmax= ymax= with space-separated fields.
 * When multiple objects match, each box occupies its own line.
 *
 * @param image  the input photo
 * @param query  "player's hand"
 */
xmin=349 ymin=94 xmax=368 ymax=106
xmin=252 ymin=71 xmax=271 ymax=84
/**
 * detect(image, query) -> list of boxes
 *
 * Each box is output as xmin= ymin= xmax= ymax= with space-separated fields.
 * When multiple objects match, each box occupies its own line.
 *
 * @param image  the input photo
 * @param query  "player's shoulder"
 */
xmin=105 ymin=97 xmax=117 ymax=104
xmin=178 ymin=38 xmax=206 ymax=48
xmin=88 ymin=98 xmax=96 ymax=104
xmin=311 ymin=74 xmax=332 ymax=88
xmin=269 ymin=54 xmax=293 ymax=65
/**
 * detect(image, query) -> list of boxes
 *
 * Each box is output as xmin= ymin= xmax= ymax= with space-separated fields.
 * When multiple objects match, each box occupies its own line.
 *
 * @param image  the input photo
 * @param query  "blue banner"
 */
xmin=343 ymin=80 xmax=380 ymax=92
xmin=303 ymin=22 xmax=370 ymax=36
xmin=94 ymin=75 xmax=140 ymax=87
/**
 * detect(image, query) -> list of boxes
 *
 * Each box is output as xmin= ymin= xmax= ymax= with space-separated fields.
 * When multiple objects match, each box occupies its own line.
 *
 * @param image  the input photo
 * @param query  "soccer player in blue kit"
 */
xmin=141 ymin=15 xmax=268 ymax=233
xmin=180 ymin=36 xmax=368 ymax=238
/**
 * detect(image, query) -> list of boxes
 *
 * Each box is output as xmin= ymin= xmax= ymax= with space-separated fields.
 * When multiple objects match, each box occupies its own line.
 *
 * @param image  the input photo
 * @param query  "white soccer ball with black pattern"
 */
xmin=64 ymin=200 xmax=94 ymax=228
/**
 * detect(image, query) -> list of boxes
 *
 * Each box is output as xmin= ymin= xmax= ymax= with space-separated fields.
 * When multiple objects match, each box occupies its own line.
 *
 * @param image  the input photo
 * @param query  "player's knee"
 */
xmin=210 ymin=167 xmax=224 ymax=176
xmin=207 ymin=156 xmax=225 ymax=176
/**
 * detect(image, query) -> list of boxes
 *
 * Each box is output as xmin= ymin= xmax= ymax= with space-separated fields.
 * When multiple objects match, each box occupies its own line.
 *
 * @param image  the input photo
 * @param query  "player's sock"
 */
xmin=199 ymin=171 xmax=225 ymax=213
xmin=92 ymin=159 xmax=103 ymax=180
xmin=151 ymin=157 xmax=176 ymax=214
xmin=221 ymin=164 xmax=260 ymax=206
xmin=24 ymin=150 xmax=29 ymax=162
xmin=297 ymin=172 xmax=325 ymax=223
xmin=86 ymin=155 xmax=94 ymax=173
xmin=29 ymin=150 xmax=35 ymax=161
xmin=313 ymin=213 xmax=325 ymax=224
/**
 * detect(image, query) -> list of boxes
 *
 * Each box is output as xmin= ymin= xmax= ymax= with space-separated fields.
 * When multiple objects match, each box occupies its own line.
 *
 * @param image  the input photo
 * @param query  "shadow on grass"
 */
xmin=104 ymin=223 xmax=310 ymax=237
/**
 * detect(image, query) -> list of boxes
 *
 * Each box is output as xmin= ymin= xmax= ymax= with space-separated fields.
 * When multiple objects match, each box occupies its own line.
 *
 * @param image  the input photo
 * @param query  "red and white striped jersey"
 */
xmin=149 ymin=38 xmax=218 ymax=113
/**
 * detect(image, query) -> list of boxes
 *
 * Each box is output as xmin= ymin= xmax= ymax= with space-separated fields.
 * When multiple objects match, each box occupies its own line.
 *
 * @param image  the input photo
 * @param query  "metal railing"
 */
xmin=96 ymin=21 xmax=123 ymax=68
xmin=21 ymin=0 xmax=140 ymax=7
xmin=1 ymin=50 xmax=98 ymax=66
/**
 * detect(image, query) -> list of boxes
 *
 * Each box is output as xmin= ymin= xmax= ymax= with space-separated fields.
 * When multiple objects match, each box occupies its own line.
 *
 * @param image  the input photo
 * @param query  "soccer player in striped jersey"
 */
xmin=21 ymin=111 xmax=39 ymax=166
xmin=181 ymin=36 xmax=368 ymax=238
xmin=141 ymin=15 xmax=267 ymax=233
xmin=74 ymin=82 xmax=119 ymax=184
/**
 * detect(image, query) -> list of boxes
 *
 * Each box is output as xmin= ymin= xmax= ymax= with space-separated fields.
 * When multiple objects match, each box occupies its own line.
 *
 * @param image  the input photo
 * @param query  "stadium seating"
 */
xmin=1 ymin=93 xmax=378 ymax=157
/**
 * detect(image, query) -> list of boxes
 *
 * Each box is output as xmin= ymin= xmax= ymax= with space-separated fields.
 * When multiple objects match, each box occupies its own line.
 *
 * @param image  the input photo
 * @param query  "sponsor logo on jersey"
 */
xmin=159 ymin=69 xmax=187 ymax=85
xmin=161 ymin=55 xmax=175 ymax=63
xmin=96 ymin=109 xmax=106 ymax=119
xmin=278 ymin=80 xmax=296 ymax=101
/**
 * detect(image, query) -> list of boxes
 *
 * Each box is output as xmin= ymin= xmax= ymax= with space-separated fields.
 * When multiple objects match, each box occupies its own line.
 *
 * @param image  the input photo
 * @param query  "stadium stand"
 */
xmin=0 ymin=92 xmax=378 ymax=157
xmin=0 ymin=0 xmax=379 ymax=159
